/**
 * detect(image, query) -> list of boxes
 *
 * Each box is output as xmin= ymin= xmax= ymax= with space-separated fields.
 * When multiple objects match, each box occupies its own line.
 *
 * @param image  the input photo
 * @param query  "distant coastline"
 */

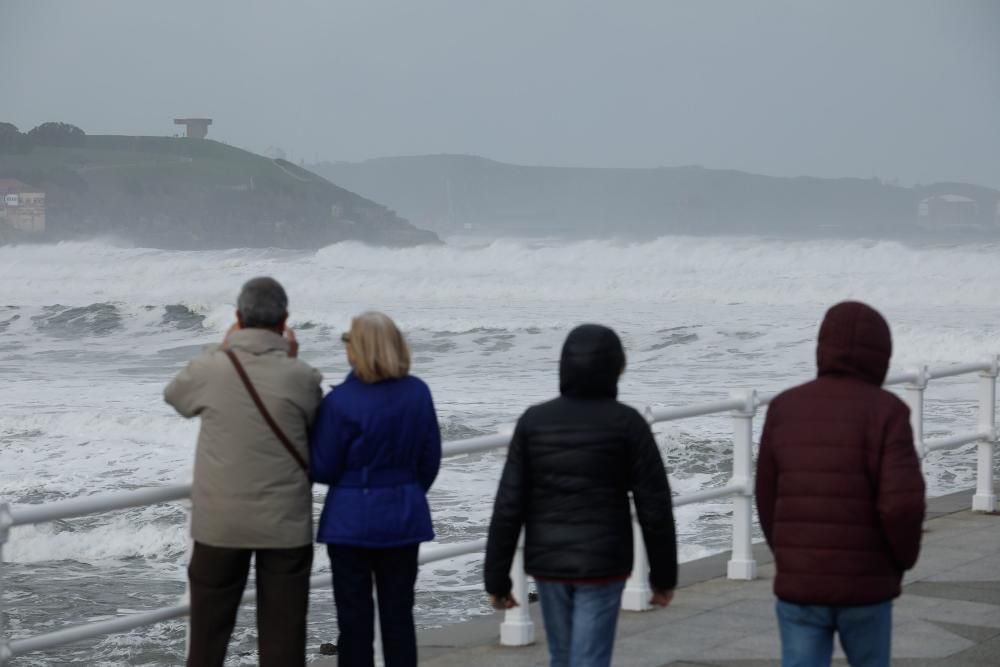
xmin=312 ymin=155 xmax=1000 ymax=240
xmin=5 ymin=131 xmax=997 ymax=249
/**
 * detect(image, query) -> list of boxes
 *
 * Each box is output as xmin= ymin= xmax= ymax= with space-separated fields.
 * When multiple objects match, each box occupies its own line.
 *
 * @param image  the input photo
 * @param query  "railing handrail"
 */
xmin=4 ymin=359 xmax=996 ymax=530
xmin=6 ymin=484 xmax=192 ymax=529
xmin=1 ymin=356 xmax=997 ymax=664
xmin=4 ymin=538 xmax=494 ymax=660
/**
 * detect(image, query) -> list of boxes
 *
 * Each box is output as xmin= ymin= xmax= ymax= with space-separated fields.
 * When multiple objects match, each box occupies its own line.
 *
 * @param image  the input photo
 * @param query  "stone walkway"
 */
xmin=314 ymin=490 xmax=1000 ymax=665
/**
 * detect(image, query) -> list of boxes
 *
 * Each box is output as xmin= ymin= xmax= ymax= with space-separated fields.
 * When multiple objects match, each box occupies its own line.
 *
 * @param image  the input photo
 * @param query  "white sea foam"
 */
xmin=1 ymin=235 xmax=998 ymax=664
xmin=7 ymin=518 xmax=188 ymax=567
xmin=2 ymin=237 xmax=1000 ymax=313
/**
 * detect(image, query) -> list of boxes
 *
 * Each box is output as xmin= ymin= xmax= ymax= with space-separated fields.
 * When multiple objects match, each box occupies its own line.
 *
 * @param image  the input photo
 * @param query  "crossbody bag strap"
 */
xmin=224 ymin=348 xmax=309 ymax=474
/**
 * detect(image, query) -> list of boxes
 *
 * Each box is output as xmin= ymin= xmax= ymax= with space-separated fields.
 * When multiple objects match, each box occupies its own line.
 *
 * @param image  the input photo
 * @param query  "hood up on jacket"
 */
xmin=559 ymin=324 xmax=626 ymax=399
xmin=817 ymin=301 xmax=892 ymax=386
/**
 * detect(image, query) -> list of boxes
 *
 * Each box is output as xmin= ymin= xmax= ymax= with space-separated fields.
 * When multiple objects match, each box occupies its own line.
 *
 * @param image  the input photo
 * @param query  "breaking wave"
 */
xmin=2 ymin=234 xmax=999 ymax=664
xmin=1 ymin=236 xmax=999 ymax=313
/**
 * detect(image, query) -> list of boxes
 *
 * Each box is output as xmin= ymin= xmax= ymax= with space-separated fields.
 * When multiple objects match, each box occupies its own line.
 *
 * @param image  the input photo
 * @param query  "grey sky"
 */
xmin=2 ymin=1 xmax=997 ymax=187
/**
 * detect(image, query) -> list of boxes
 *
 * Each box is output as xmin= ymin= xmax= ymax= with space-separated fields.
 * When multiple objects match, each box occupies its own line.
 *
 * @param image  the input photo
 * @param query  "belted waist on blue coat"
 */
xmin=336 ymin=467 xmax=417 ymax=488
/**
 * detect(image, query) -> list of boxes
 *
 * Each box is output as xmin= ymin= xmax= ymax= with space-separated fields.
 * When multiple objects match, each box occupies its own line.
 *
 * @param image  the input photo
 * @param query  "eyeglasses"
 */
xmin=340 ymin=332 xmax=351 ymax=343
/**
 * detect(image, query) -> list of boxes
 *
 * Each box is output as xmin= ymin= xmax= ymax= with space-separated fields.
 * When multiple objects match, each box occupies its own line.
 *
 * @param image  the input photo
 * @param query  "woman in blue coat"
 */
xmin=311 ymin=311 xmax=442 ymax=667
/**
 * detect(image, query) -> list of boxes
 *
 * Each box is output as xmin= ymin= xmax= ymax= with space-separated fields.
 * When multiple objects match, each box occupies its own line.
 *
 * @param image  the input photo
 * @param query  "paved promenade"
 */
xmin=315 ymin=489 xmax=1000 ymax=665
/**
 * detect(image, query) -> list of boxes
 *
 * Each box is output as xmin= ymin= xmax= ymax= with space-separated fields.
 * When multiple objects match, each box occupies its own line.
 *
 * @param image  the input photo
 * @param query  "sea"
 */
xmin=1 ymin=234 xmax=999 ymax=665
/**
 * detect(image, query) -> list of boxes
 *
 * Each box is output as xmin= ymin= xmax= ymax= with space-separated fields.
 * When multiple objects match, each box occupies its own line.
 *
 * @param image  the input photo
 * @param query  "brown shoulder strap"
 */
xmin=224 ymin=348 xmax=309 ymax=474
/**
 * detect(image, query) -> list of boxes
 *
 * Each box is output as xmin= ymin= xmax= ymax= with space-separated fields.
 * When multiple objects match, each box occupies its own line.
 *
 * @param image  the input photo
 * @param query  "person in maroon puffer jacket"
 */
xmin=756 ymin=301 xmax=925 ymax=667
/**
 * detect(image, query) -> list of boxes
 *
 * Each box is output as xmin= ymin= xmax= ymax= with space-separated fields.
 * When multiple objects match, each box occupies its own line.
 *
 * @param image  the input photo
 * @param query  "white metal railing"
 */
xmin=1 ymin=356 xmax=997 ymax=663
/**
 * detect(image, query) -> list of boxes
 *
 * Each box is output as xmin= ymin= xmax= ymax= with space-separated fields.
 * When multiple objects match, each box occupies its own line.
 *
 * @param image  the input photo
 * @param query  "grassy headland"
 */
xmin=0 ymin=136 xmax=438 ymax=248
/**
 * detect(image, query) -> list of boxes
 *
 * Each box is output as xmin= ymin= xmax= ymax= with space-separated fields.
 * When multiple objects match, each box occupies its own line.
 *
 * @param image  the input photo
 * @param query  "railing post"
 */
xmin=0 ymin=502 xmax=12 ymax=666
xmin=621 ymin=511 xmax=652 ymax=611
xmin=622 ymin=406 xmax=655 ymax=611
xmin=374 ymin=589 xmax=385 ymax=667
xmin=727 ymin=390 xmax=757 ymax=580
xmin=182 ymin=557 xmax=191 ymax=659
xmin=903 ymin=366 xmax=929 ymax=459
xmin=499 ymin=530 xmax=534 ymax=646
xmin=180 ymin=499 xmax=193 ymax=661
xmin=973 ymin=357 xmax=999 ymax=512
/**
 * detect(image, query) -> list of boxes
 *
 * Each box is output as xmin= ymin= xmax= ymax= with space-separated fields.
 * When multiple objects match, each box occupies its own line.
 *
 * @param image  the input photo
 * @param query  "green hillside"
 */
xmin=0 ymin=135 xmax=438 ymax=248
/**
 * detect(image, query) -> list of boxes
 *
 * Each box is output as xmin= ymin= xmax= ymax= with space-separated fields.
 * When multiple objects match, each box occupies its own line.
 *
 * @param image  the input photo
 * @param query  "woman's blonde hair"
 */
xmin=346 ymin=311 xmax=411 ymax=383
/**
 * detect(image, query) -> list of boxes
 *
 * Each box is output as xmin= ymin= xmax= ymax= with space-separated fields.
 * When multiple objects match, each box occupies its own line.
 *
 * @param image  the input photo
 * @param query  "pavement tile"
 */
xmin=676 ymin=607 xmax=777 ymax=636
xmin=891 ymin=617 xmax=976 ymax=658
xmin=927 ymin=560 xmax=1000 ymax=583
xmin=616 ymin=604 xmax=711 ymax=636
xmin=900 ymin=597 xmax=1000 ymax=630
xmin=316 ymin=501 xmax=1000 ymax=666
xmin=926 ymin=620 xmax=1000 ymax=643
xmin=694 ymin=630 xmax=783 ymax=661
xmin=907 ymin=580 xmax=1000 ymax=605
xmin=612 ymin=628 xmax=727 ymax=667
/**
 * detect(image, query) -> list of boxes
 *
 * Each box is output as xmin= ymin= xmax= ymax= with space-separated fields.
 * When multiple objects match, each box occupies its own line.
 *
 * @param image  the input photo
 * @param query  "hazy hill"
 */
xmin=0 ymin=136 xmax=438 ymax=248
xmin=312 ymin=155 xmax=999 ymax=237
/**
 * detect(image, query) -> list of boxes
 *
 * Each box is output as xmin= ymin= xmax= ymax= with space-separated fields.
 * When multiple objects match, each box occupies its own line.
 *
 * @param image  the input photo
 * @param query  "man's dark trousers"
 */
xmin=186 ymin=541 xmax=313 ymax=667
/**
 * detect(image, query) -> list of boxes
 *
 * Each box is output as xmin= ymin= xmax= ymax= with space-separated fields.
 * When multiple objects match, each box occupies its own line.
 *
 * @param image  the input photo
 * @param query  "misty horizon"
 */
xmin=2 ymin=1 xmax=998 ymax=190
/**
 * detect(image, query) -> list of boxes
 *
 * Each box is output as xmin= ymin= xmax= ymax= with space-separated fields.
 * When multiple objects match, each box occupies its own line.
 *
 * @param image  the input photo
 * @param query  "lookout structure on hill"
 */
xmin=173 ymin=118 xmax=212 ymax=139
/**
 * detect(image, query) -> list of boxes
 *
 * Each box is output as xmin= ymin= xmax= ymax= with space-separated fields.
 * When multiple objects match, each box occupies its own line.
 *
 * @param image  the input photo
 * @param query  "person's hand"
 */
xmin=284 ymin=326 xmax=299 ymax=358
xmin=490 ymin=594 xmax=518 ymax=610
xmin=650 ymin=588 xmax=674 ymax=607
xmin=221 ymin=322 xmax=240 ymax=349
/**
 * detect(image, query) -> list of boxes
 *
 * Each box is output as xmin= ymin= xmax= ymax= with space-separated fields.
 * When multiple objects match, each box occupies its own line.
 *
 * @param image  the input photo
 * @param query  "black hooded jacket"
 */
xmin=484 ymin=324 xmax=678 ymax=596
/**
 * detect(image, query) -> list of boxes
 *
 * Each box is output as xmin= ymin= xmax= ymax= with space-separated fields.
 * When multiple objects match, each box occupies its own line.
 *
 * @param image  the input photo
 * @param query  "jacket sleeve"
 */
xmin=876 ymin=404 xmax=925 ymax=571
xmin=755 ymin=406 xmax=779 ymax=548
xmin=164 ymin=356 xmax=209 ymax=418
xmin=629 ymin=416 xmax=678 ymax=591
xmin=309 ymin=394 xmax=348 ymax=485
xmin=418 ymin=387 xmax=442 ymax=492
xmin=484 ymin=418 xmax=529 ymax=597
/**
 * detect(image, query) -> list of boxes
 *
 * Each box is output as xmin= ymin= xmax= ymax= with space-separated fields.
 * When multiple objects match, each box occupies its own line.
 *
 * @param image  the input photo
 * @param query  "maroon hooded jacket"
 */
xmin=756 ymin=301 xmax=926 ymax=605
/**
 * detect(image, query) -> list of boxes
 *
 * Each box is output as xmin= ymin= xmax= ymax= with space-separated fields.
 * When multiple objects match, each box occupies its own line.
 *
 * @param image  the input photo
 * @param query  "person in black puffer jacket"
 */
xmin=484 ymin=324 xmax=677 ymax=667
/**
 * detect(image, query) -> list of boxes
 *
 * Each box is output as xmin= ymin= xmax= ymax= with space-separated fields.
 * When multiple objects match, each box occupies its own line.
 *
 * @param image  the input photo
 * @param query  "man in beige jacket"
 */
xmin=165 ymin=277 xmax=322 ymax=667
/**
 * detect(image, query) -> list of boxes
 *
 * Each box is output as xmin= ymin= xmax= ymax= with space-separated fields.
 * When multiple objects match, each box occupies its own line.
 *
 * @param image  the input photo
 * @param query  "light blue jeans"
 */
xmin=535 ymin=580 xmax=626 ymax=667
xmin=776 ymin=599 xmax=893 ymax=667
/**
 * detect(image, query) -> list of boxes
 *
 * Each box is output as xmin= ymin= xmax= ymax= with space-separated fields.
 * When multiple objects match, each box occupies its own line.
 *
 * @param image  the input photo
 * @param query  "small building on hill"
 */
xmin=0 ymin=178 xmax=46 ymax=234
xmin=174 ymin=118 xmax=213 ymax=139
xmin=916 ymin=183 xmax=1000 ymax=231
xmin=917 ymin=194 xmax=981 ymax=229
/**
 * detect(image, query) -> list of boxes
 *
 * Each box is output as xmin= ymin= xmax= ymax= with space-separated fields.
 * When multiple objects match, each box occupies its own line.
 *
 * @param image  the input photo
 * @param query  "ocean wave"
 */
xmin=1 ymin=234 xmax=998 ymax=665
xmin=7 ymin=515 xmax=188 ymax=566
xmin=32 ymin=303 xmax=123 ymax=338
xmin=1 ymin=237 xmax=999 ymax=316
xmin=160 ymin=305 xmax=206 ymax=331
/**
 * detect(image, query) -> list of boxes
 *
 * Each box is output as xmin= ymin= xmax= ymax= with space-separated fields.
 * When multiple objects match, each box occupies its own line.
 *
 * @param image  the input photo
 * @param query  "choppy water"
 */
xmin=1 ymin=234 xmax=999 ymax=665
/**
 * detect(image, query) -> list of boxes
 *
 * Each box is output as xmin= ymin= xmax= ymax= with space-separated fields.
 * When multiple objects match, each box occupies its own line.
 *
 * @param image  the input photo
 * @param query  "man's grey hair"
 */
xmin=237 ymin=277 xmax=288 ymax=329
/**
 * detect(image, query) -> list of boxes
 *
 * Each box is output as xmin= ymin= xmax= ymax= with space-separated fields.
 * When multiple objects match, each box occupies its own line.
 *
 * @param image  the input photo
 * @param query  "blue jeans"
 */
xmin=535 ymin=580 xmax=626 ymax=667
xmin=776 ymin=599 xmax=892 ymax=667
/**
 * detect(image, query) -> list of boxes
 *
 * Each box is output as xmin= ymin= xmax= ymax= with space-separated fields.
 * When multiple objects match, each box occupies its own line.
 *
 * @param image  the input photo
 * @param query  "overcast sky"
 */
xmin=2 ymin=1 xmax=998 ymax=187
